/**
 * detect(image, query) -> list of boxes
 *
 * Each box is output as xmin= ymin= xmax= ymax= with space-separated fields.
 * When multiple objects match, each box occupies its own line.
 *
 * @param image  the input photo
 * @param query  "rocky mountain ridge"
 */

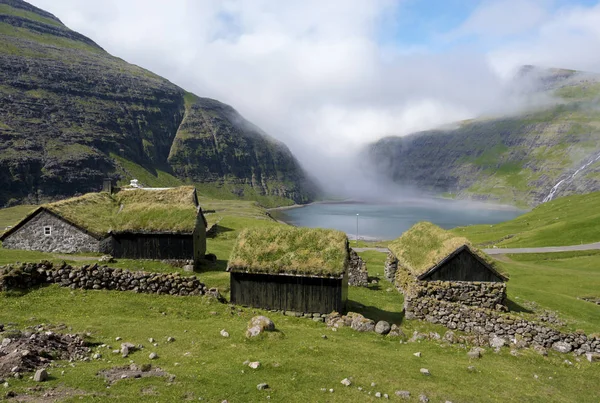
xmin=0 ymin=0 xmax=317 ymax=207
xmin=368 ymin=66 xmax=600 ymax=207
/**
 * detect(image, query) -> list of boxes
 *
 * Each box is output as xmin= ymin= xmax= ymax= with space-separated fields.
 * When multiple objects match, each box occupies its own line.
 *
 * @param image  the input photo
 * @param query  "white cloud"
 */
xmin=489 ymin=3 xmax=600 ymax=78
xmin=447 ymin=0 xmax=549 ymax=39
xmin=25 ymin=0 xmax=600 ymax=196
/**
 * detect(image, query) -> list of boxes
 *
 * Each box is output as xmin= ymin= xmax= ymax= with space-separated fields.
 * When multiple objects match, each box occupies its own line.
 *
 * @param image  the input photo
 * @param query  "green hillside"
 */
xmin=453 ymin=191 xmax=600 ymax=247
xmin=0 ymin=0 xmax=317 ymax=207
xmin=368 ymin=67 xmax=600 ymax=207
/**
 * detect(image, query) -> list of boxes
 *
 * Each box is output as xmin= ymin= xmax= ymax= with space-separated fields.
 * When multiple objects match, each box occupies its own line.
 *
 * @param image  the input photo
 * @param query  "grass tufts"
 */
xmin=228 ymin=227 xmax=348 ymax=277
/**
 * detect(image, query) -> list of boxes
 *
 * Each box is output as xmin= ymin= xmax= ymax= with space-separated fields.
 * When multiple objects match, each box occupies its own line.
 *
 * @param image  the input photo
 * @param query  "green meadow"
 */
xmin=0 ymin=196 xmax=599 ymax=402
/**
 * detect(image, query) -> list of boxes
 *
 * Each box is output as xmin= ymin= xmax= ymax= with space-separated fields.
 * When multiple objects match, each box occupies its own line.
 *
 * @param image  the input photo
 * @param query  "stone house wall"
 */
xmin=413 ymin=281 xmax=507 ymax=310
xmin=2 ymin=210 xmax=100 ymax=253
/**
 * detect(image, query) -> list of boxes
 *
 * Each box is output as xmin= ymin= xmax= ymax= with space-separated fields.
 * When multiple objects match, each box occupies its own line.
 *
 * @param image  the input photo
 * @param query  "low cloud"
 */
xmin=28 ymin=0 xmax=600 ymax=199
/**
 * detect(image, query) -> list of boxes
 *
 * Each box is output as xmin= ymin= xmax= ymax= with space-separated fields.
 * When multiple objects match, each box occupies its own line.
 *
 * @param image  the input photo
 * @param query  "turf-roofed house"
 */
xmin=385 ymin=222 xmax=508 ymax=318
xmin=227 ymin=227 xmax=349 ymax=315
xmin=0 ymin=185 xmax=207 ymax=265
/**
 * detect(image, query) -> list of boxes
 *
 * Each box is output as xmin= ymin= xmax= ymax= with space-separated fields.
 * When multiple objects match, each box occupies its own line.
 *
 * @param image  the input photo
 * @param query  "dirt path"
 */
xmin=354 ymin=241 xmax=600 ymax=256
xmin=483 ymin=242 xmax=600 ymax=255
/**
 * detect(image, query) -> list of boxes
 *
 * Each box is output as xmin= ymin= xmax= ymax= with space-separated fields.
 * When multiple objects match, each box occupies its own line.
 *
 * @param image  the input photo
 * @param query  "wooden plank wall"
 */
xmin=106 ymin=233 xmax=196 ymax=260
xmin=230 ymin=272 xmax=347 ymax=314
xmin=425 ymin=249 xmax=504 ymax=282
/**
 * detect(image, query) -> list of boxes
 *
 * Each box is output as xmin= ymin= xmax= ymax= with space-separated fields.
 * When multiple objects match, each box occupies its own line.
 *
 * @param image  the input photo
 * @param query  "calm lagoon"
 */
xmin=272 ymin=198 xmax=524 ymax=240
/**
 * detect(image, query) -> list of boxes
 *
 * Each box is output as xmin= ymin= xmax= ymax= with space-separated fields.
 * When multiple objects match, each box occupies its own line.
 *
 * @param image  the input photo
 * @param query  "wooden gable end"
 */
xmin=418 ymin=247 xmax=505 ymax=282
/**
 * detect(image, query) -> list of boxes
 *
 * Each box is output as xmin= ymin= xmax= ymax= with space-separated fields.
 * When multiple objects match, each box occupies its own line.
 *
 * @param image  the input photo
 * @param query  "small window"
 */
xmin=44 ymin=226 xmax=51 ymax=236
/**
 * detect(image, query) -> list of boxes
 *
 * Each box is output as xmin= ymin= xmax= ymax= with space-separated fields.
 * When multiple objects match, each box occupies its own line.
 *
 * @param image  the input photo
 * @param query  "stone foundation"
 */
xmin=0 ymin=261 xmax=207 ymax=296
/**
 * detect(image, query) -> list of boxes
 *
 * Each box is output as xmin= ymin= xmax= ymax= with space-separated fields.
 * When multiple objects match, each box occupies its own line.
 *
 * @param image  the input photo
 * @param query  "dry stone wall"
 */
xmin=348 ymin=249 xmax=368 ymax=287
xmin=0 ymin=261 xmax=207 ymax=296
xmin=406 ymin=297 xmax=600 ymax=355
xmin=384 ymin=253 xmax=397 ymax=283
xmin=3 ymin=211 xmax=100 ymax=253
xmin=414 ymin=281 xmax=507 ymax=310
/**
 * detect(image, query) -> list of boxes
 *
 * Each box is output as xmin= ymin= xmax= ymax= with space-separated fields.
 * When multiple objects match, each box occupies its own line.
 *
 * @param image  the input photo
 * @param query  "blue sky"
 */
xmin=384 ymin=0 xmax=600 ymax=52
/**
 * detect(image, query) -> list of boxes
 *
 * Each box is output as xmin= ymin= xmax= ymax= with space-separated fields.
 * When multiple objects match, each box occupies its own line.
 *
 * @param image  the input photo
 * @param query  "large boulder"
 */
xmin=375 ymin=321 xmax=391 ymax=335
xmin=246 ymin=316 xmax=275 ymax=338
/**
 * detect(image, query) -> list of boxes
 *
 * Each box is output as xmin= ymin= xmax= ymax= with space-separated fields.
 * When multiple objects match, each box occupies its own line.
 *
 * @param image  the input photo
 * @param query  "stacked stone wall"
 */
xmin=0 ymin=261 xmax=207 ymax=296
xmin=348 ymin=249 xmax=368 ymax=287
xmin=405 ymin=297 xmax=600 ymax=354
xmin=414 ymin=281 xmax=507 ymax=310
xmin=384 ymin=253 xmax=397 ymax=283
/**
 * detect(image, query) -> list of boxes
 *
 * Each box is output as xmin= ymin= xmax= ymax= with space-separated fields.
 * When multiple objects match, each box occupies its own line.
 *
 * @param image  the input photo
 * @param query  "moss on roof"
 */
xmin=227 ymin=227 xmax=348 ymax=277
xmin=43 ymin=186 xmax=199 ymax=236
xmin=388 ymin=222 xmax=497 ymax=277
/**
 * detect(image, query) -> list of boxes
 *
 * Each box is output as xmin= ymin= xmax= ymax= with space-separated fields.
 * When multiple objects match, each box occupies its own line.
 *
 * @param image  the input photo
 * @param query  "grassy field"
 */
xmin=0 ymin=199 xmax=599 ymax=402
xmin=453 ymin=191 xmax=600 ymax=247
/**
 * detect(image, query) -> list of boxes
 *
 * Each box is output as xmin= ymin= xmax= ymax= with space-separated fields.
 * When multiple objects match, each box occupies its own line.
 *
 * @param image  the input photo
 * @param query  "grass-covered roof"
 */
xmin=42 ymin=186 xmax=200 ymax=236
xmin=227 ymin=227 xmax=349 ymax=277
xmin=388 ymin=222 xmax=498 ymax=277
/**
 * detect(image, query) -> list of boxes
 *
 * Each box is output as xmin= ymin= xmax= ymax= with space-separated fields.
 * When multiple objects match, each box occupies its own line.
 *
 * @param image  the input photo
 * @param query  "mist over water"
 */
xmin=274 ymin=198 xmax=524 ymax=240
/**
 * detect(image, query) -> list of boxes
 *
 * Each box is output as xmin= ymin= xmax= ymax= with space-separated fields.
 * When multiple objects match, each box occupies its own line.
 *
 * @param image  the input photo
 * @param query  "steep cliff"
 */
xmin=0 ymin=0 xmax=316 ymax=206
xmin=368 ymin=67 xmax=600 ymax=207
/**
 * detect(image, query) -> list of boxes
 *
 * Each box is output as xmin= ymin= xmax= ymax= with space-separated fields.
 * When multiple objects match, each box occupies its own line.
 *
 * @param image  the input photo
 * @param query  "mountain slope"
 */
xmin=368 ymin=67 xmax=600 ymax=207
xmin=0 ymin=0 xmax=316 ymax=207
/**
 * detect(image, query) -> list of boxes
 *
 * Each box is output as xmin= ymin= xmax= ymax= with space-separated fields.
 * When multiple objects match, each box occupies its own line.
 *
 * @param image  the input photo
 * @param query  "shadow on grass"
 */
xmin=345 ymin=299 xmax=405 ymax=325
xmin=197 ymin=259 xmax=228 ymax=273
xmin=506 ymin=298 xmax=534 ymax=314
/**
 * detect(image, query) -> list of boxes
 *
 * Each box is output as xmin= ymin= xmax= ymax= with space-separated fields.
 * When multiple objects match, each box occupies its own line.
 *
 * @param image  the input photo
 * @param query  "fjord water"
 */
xmin=274 ymin=199 xmax=524 ymax=240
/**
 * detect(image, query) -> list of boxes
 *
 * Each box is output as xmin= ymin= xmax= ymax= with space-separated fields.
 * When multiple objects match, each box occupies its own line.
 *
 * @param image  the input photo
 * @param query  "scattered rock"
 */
xmin=375 ymin=321 xmax=391 ymax=335
xmin=420 ymin=368 xmax=430 ymax=376
xmin=166 ymin=337 xmax=175 ymax=343
xmin=248 ymin=362 xmax=260 ymax=369
xmin=467 ymin=366 xmax=477 ymax=373
xmin=257 ymin=383 xmax=269 ymax=390
xmin=98 ymin=255 xmax=115 ymax=263
xmin=384 ymin=394 xmax=389 ymax=399
xmin=490 ymin=336 xmax=506 ymax=349
xmin=93 ymin=353 xmax=101 ymax=360
xmin=98 ymin=365 xmax=170 ymax=383
xmin=246 ymin=316 xmax=275 ymax=338
xmin=375 ymin=392 xmax=382 ymax=398
xmin=395 ymin=390 xmax=410 ymax=399
xmin=419 ymin=394 xmax=429 ymax=402
xmin=552 ymin=341 xmax=573 ymax=354
xmin=585 ymin=352 xmax=600 ymax=363
xmin=321 ymin=335 xmax=328 ymax=340
xmin=467 ymin=350 xmax=481 ymax=359
xmin=33 ymin=369 xmax=48 ymax=382
xmin=413 ymin=352 xmax=421 ymax=357
xmin=183 ymin=265 xmax=194 ymax=272
xmin=149 ymin=353 xmax=158 ymax=360
xmin=148 ymin=338 xmax=155 ymax=343
xmin=533 ymin=345 xmax=548 ymax=356
xmin=340 ymin=378 xmax=351 ymax=386
xmin=387 ymin=324 xmax=405 ymax=338
xmin=220 ymin=329 xmax=230 ymax=338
